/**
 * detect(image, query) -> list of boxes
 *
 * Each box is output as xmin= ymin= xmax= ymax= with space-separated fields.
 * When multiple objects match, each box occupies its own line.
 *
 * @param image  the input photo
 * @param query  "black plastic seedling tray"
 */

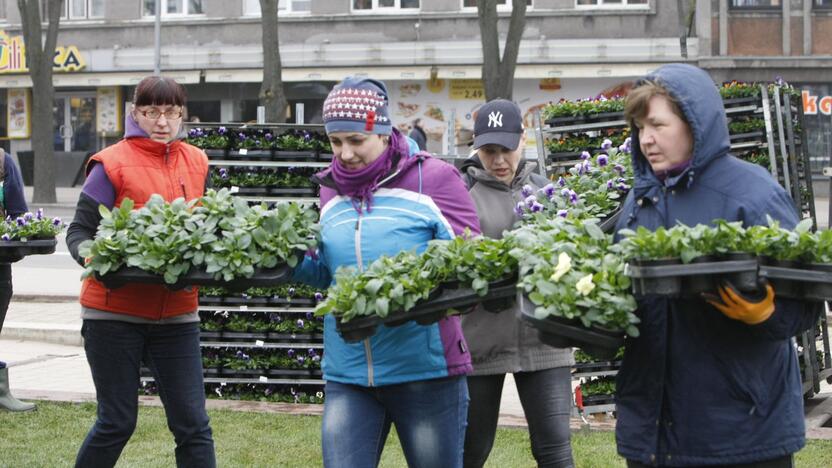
xmin=0 ymin=238 xmax=58 ymax=263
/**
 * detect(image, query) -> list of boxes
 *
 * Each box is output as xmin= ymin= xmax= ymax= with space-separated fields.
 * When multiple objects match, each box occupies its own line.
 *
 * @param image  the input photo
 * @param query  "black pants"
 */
xmin=464 ymin=367 xmax=574 ymax=468
xmin=0 ymin=264 xmax=11 ymax=367
xmin=627 ymin=454 xmax=794 ymax=468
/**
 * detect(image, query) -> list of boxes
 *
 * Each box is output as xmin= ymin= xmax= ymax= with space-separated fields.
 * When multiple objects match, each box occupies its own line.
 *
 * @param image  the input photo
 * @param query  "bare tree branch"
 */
xmin=477 ymin=0 xmax=526 ymax=101
xmin=259 ymin=0 xmax=288 ymax=123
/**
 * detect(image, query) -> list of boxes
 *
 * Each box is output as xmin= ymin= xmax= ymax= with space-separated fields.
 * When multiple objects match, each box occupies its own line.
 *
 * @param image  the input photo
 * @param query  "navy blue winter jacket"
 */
xmin=613 ymin=64 xmax=819 ymax=466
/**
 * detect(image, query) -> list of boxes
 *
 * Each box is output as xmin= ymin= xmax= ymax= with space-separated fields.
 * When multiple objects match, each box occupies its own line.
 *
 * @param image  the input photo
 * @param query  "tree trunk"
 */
xmin=18 ymin=0 xmax=62 ymax=204
xmin=477 ymin=0 xmax=527 ymax=101
xmin=259 ymin=0 xmax=288 ymax=123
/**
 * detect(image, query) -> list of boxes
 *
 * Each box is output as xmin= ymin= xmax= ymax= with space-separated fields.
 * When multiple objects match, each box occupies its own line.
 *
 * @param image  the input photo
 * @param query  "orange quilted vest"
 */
xmin=79 ymin=137 xmax=208 ymax=319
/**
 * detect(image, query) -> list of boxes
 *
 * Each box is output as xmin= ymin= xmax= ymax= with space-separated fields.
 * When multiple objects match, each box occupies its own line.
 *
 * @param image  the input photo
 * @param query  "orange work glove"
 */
xmin=702 ymin=280 xmax=775 ymax=325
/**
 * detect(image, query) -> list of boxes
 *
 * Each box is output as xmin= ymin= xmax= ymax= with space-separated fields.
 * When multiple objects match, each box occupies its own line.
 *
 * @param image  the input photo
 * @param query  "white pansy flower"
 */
xmin=576 ymin=274 xmax=596 ymax=296
xmin=550 ymin=252 xmax=572 ymax=282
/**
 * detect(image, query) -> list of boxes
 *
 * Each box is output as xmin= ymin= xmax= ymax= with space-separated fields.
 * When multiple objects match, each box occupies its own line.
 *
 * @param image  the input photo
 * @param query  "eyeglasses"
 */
xmin=137 ymin=108 xmax=183 ymax=120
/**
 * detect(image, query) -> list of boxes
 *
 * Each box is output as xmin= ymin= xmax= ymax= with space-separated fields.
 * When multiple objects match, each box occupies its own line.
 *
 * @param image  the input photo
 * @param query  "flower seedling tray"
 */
xmin=0 ymin=238 xmax=58 ymax=263
xmin=627 ymin=258 xmax=758 ymax=297
xmin=269 ymin=297 xmax=317 ymax=307
xmin=572 ymin=361 xmax=621 ymax=373
xmin=317 ymin=152 xmax=334 ymax=161
xmin=228 ymin=149 xmax=272 ymax=160
xmin=96 ymin=262 xmax=296 ymax=291
xmin=581 ymin=394 xmax=616 ymax=406
xmin=518 ymin=294 xmax=625 ymax=360
xmin=235 ymin=187 xmax=270 ymax=196
xmin=722 ymin=96 xmax=760 ymax=110
xmin=266 ymin=332 xmax=323 ymax=342
xmin=198 ymin=295 xmax=226 ymax=306
xmin=547 ymin=151 xmax=583 ymax=163
xmin=729 ymin=131 xmax=765 ymax=144
xmin=267 ymin=187 xmax=318 ymax=197
xmin=273 ymin=150 xmax=317 ymax=161
xmin=758 ymin=263 xmax=832 ymax=300
xmin=545 ymin=111 xmax=625 ymax=127
xmin=480 ymin=275 xmax=519 ymax=313
xmin=203 ymin=148 xmax=228 ymax=159
xmin=598 ymin=208 xmax=623 ymax=234
xmin=224 ymin=296 xmax=269 ymax=306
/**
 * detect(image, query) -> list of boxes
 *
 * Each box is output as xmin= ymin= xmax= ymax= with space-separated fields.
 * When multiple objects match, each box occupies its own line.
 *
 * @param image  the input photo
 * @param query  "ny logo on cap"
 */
xmin=488 ymin=111 xmax=503 ymax=128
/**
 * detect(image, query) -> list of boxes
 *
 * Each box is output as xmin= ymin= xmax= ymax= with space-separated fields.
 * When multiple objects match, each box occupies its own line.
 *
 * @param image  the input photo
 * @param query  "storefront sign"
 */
xmin=7 ymin=88 xmax=30 ymax=139
xmin=449 ymin=79 xmax=485 ymax=100
xmin=96 ymin=87 xmax=123 ymax=135
xmin=0 ymin=30 xmax=86 ymax=74
xmin=802 ymin=90 xmax=832 ymax=115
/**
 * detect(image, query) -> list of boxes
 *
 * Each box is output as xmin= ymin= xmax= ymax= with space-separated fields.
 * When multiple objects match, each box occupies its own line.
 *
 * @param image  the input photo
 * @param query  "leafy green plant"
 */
xmin=542 ymin=95 xmax=626 ymax=120
xmin=0 ymin=209 xmax=65 ymax=241
xmin=580 ymin=376 xmax=616 ymax=397
xmin=746 ymin=217 xmax=814 ymax=262
xmin=728 ymin=117 xmax=766 ymax=134
xmin=79 ymin=189 xmax=320 ymax=284
xmin=422 ymin=234 xmax=517 ymax=295
xmin=185 ymin=127 xmax=230 ymax=149
xmin=509 ymin=217 xmax=639 ymax=335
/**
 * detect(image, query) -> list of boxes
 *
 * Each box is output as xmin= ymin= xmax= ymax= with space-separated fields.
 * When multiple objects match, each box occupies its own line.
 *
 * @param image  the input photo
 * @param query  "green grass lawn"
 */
xmin=1 ymin=402 xmax=830 ymax=467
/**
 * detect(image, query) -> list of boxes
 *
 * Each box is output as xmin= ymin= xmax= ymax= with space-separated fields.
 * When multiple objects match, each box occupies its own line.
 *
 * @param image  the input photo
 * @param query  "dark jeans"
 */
xmin=0 ymin=264 xmax=12 ymax=368
xmin=464 ymin=367 xmax=574 ymax=468
xmin=322 ymin=376 xmax=469 ymax=468
xmin=626 ymin=454 xmax=794 ymax=468
xmin=76 ymin=320 xmax=215 ymax=468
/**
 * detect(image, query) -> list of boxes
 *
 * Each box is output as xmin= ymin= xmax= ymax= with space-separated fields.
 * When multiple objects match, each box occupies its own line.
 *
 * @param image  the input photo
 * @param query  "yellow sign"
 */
xmin=0 ymin=30 xmax=86 ymax=74
xmin=449 ymin=79 xmax=485 ymax=100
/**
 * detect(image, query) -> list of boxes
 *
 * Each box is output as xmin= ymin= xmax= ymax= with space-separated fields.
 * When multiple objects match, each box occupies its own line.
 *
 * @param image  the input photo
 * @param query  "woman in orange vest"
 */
xmin=66 ymin=76 xmax=215 ymax=468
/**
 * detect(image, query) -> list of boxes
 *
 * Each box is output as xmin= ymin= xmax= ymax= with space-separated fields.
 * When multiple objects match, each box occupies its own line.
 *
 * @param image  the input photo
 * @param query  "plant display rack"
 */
xmin=138 ymin=121 xmax=328 ymax=404
xmin=534 ymin=83 xmax=830 ymax=411
xmin=572 ymin=351 xmax=620 ymax=417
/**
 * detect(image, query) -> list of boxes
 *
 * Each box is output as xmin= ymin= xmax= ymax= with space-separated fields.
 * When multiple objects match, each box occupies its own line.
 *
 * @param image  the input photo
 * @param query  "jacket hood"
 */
xmin=123 ymin=110 xmax=187 ymax=141
xmin=631 ymin=64 xmax=730 ymax=196
xmin=464 ymin=156 xmax=539 ymax=191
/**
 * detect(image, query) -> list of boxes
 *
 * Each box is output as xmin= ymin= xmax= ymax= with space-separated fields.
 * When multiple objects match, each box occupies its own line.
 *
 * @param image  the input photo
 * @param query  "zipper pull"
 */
xmin=179 ymin=177 xmax=186 ymax=198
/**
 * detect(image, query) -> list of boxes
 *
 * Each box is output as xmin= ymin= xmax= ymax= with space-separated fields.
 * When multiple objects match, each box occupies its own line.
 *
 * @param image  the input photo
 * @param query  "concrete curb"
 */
xmin=2 ymin=322 xmax=82 ymax=347
xmin=14 ymin=295 xmax=78 ymax=303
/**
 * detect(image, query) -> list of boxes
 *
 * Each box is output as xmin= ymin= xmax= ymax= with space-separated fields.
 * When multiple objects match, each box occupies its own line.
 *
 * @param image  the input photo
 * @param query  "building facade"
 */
xmin=0 ymin=0 xmax=692 ymax=176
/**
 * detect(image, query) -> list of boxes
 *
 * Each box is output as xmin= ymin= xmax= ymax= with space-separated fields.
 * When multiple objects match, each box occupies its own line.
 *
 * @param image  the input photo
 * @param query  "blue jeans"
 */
xmin=464 ymin=367 xmax=574 ymax=468
xmin=75 ymin=320 xmax=215 ymax=468
xmin=322 ymin=376 xmax=469 ymax=468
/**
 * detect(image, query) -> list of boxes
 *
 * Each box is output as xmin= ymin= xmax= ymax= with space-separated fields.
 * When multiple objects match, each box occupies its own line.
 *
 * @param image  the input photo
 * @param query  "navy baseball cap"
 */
xmin=473 ymin=99 xmax=523 ymax=151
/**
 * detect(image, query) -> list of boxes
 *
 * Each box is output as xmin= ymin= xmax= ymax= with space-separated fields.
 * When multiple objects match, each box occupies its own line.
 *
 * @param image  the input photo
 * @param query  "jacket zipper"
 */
xmin=180 ymin=177 xmax=187 ymax=198
xmin=354 ymin=204 xmax=375 ymax=387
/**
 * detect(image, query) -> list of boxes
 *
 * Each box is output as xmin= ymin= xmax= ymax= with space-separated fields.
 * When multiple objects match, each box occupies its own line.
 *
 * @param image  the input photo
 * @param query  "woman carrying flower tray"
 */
xmin=65 ymin=76 xmax=215 ymax=467
xmin=0 ymin=150 xmax=36 ymax=413
xmin=458 ymin=99 xmax=575 ymax=468
xmin=613 ymin=64 xmax=819 ymax=468
xmin=292 ymin=76 xmax=481 ymax=468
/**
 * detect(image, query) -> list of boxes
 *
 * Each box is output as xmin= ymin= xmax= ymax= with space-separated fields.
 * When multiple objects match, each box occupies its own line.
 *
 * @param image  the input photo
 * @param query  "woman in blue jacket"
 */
xmin=293 ymin=76 xmax=481 ymax=468
xmin=614 ymin=63 xmax=819 ymax=467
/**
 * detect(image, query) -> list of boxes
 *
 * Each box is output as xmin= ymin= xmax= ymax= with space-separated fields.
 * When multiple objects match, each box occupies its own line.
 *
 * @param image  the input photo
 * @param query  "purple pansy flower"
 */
xmin=557 ymin=209 xmax=568 ymax=218
xmin=580 ymin=151 xmax=591 ymax=160
xmin=614 ymin=164 xmax=625 ymax=174
xmin=288 ymin=287 xmax=295 ymax=296
xmin=514 ymin=202 xmax=525 ymax=217
xmin=569 ymin=190 xmax=579 ymax=205
xmin=607 ymin=179 xmax=614 ymax=189
xmin=218 ymin=126 xmax=227 ymax=135
xmin=314 ymin=292 xmax=323 ymax=302
xmin=542 ymin=183 xmax=556 ymax=199
xmin=597 ymin=154 xmax=608 ymax=167
xmin=1 ymin=234 xmax=10 ymax=241
xmin=557 ymin=177 xmax=566 ymax=187
xmin=521 ymin=184 xmax=534 ymax=198
xmin=36 ymin=208 xmax=44 ymax=220
xmin=16 ymin=217 xmax=25 ymax=226
xmin=287 ymin=349 xmax=295 ymax=357
xmin=601 ymin=139 xmax=613 ymax=150
xmin=530 ymin=202 xmax=544 ymax=213
xmin=561 ymin=188 xmax=571 ymax=198
xmin=524 ymin=195 xmax=537 ymax=208
xmin=296 ymin=319 xmax=304 ymax=328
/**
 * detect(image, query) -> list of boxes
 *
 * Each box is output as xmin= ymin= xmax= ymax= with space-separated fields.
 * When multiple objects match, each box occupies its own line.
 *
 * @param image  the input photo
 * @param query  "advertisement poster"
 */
xmin=97 ymin=87 xmax=123 ymax=135
xmin=7 ymin=88 xmax=30 ymax=139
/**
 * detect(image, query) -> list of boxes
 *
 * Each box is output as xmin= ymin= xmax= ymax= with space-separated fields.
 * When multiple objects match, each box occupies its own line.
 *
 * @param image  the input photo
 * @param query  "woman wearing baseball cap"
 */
xmin=459 ymin=99 xmax=575 ymax=468
xmin=292 ymin=76 xmax=481 ymax=468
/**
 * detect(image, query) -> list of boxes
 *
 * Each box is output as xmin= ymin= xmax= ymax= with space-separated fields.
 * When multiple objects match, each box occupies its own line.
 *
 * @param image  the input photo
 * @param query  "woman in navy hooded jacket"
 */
xmin=613 ymin=63 xmax=819 ymax=467
xmin=293 ymin=76 xmax=480 ymax=468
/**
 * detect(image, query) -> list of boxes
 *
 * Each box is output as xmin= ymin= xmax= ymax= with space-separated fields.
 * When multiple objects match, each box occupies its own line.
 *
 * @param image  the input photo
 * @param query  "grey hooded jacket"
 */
xmin=460 ymin=157 xmax=574 ymax=375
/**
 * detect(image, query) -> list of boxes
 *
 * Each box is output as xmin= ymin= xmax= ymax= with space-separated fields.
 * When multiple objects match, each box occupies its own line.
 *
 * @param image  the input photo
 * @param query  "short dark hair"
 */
xmin=132 ymin=76 xmax=187 ymax=107
xmin=624 ymin=80 xmax=687 ymax=128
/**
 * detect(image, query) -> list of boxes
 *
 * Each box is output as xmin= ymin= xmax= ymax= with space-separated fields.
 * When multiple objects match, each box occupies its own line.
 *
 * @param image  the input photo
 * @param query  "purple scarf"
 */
xmin=328 ymin=129 xmax=409 ymax=213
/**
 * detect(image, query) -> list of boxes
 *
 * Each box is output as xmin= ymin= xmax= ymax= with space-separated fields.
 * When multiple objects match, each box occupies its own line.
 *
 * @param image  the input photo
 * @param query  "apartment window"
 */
xmin=56 ymin=0 xmax=105 ymax=19
xmin=243 ymin=0 xmax=311 ymax=15
xmin=352 ymin=0 xmax=420 ymax=11
xmin=729 ymin=0 xmax=781 ymax=9
xmin=576 ymin=0 xmax=648 ymax=7
xmin=815 ymin=0 xmax=832 ymax=9
xmin=462 ymin=0 xmax=532 ymax=9
xmin=143 ymin=0 xmax=204 ymax=16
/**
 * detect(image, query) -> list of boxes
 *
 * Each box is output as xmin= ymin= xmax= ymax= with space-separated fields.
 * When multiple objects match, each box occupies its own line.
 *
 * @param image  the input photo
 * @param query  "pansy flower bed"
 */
xmin=199 ymin=309 xmax=324 ymax=341
xmin=210 ymin=166 xmax=318 ymax=197
xmin=0 ymin=208 xmax=65 ymax=262
xmin=541 ymin=95 xmax=626 ymax=125
xmin=200 ymin=346 xmax=322 ymax=378
xmin=79 ymin=188 xmax=319 ymax=287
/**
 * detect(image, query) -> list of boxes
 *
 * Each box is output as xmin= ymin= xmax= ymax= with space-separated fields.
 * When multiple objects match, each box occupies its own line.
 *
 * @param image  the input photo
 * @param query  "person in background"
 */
xmin=459 ymin=99 xmax=575 ymax=468
xmin=408 ymin=118 xmax=427 ymax=151
xmin=66 ymin=76 xmax=215 ymax=468
xmin=292 ymin=76 xmax=481 ymax=468
xmin=614 ymin=63 xmax=819 ymax=467
xmin=0 ymin=149 xmax=35 ymax=412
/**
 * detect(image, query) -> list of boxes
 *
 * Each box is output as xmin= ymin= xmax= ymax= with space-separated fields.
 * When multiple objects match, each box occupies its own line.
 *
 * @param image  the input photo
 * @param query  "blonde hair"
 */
xmin=624 ymin=80 xmax=687 ymax=128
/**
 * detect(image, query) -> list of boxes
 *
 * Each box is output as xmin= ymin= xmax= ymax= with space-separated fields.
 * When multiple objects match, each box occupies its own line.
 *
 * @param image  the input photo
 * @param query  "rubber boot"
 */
xmin=0 ymin=367 xmax=36 ymax=412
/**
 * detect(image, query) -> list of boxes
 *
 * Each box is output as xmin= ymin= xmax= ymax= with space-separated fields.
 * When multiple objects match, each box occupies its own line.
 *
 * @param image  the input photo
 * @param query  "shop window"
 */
xmin=728 ymin=0 xmax=781 ymax=9
xmin=186 ymin=101 xmax=221 ymax=124
xmin=352 ymin=0 xmax=420 ymax=12
xmin=243 ymin=0 xmax=311 ymax=15
xmin=575 ymin=0 xmax=648 ymax=7
xmin=142 ymin=0 xmax=204 ymax=17
xmin=462 ymin=0 xmax=532 ymax=10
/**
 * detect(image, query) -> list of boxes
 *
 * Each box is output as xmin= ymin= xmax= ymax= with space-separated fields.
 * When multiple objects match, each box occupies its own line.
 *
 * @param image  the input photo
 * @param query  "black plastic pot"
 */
xmin=720 ymin=253 xmax=759 ymax=292
xmin=269 ymin=297 xmax=317 ymax=307
xmin=598 ymin=207 xmax=623 ymax=234
xmin=235 ymin=187 xmax=270 ymax=196
xmin=267 ymin=369 xmax=323 ymax=378
xmin=385 ymin=287 xmax=445 ymax=327
xmin=267 ymin=187 xmax=318 ymax=197
xmin=518 ymin=294 xmax=625 ymax=360
xmin=803 ymin=263 xmax=832 ymax=302
xmin=572 ymin=361 xmax=621 ymax=373
xmin=0 ymin=238 xmax=58 ymax=263
xmin=758 ymin=258 xmax=803 ymax=298
xmin=684 ymin=256 xmax=718 ymax=295
xmin=581 ymin=394 xmax=616 ymax=406
xmin=335 ymin=316 xmax=379 ymax=343
xmin=266 ymin=332 xmax=324 ymax=342
xmin=728 ymin=131 xmax=765 ymax=144
xmin=722 ymin=96 xmax=760 ymax=109
xmin=198 ymin=295 xmax=225 ymax=306
xmin=273 ymin=150 xmax=317 ymax=161
xmin=628 ymin=258 xmax=683 ymax=297
xmin=547 ymin=151 xmax=583 ymax=163
xmin=203 ymin=148 xmax=227 ymax=159
xmin=199 ymin=331 xmax=223 ymax=340
xmin=481 ymin=274 xmax=518 ymax=313
xmin=545 ymin=111 xmax=625 ymax=127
